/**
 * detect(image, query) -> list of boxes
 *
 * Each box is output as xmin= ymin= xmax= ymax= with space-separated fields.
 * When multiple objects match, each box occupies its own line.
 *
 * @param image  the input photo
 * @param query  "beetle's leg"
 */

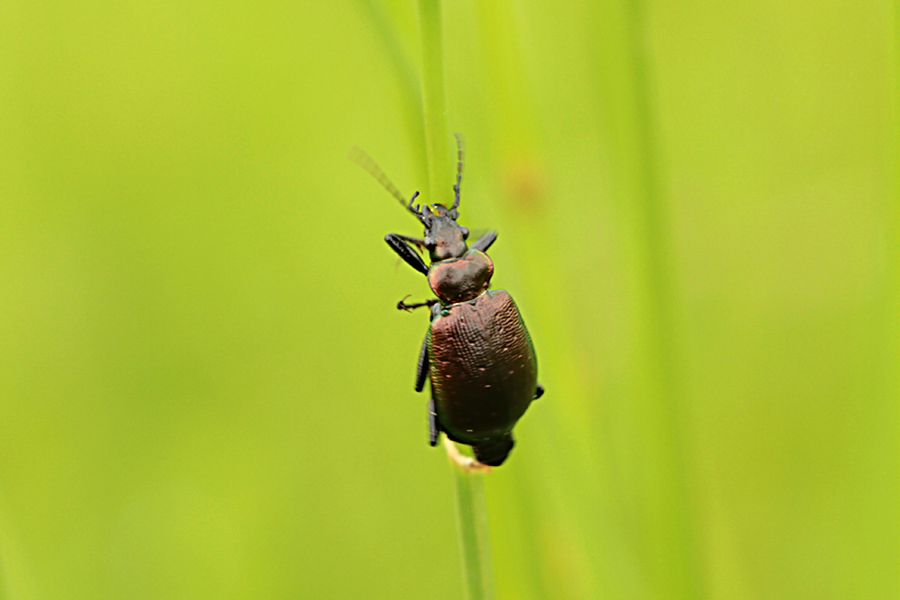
xmin=534 ymin=382 xmax=545 ymax=400
xmin=385 ymin=233 xmax=429 ymax=275
xmin=470 ymin=229 xmax=498 ymax=253
xmin=415 ymin=333 xmax=429 ymax=392
xmin=391 ymin=233 xmax=427 ymax=251
xmin=398 ymin=295 xmax=439 ymax=312
xmin=427 ymin=397 xmax=441 ymax=446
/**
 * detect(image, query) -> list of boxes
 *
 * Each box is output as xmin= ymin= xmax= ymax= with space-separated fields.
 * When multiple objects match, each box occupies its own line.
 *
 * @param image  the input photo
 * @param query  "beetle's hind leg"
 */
xmin=415 ymin=333 xmax=429 ymax=392
xmin=534 ymin=382 xmax=545 ymax=400
xmin=427 ymin=397 xmax=441 ymax=446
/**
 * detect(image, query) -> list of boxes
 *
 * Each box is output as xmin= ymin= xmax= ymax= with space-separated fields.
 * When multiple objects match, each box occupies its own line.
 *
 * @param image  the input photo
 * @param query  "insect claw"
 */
xmin=397 ymin=294 xmax=413 ymax=311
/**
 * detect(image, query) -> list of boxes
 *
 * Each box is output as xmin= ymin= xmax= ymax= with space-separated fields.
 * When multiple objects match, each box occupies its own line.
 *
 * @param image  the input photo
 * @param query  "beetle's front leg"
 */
xmin=385 ymin=233 xmax=429 ymax=275
xmin=470 ymin=229 xmax=498 ymax=253
xmin=389 ymin=233 xmax=427 ymax=251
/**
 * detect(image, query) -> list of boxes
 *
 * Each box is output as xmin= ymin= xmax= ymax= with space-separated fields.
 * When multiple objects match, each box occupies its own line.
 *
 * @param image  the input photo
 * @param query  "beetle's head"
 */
xmin=350 ymin=133 xmax=470 ymax=264
xmin=419 ymin=203 xmax=468 ymax=262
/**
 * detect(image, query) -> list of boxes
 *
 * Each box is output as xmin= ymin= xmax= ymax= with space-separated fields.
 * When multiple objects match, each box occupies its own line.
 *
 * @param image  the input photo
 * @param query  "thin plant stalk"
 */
xmin=416 ymin=2 xmax=495 ymax=598
xmin=352 ymin=0 xmax=428 ymax=183
xmin=885 ymin=0 xmax=900 ymax=549
xmin=449 ymin=454 xmax=496 ymax=600
xmin=417 ymin=0 xmax=452 ymax=204
xmin=589 ymin=0 xmax=702 ymax=597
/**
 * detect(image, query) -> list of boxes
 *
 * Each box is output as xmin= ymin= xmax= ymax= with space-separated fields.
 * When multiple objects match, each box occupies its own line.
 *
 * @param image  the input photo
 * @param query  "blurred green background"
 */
xmin=1 ymin=0 xmax=898 ymax=598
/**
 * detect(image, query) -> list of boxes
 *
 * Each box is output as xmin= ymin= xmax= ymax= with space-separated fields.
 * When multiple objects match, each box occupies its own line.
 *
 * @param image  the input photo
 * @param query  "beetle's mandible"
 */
xmin=352 ymin=134 xmax=544 ymax=466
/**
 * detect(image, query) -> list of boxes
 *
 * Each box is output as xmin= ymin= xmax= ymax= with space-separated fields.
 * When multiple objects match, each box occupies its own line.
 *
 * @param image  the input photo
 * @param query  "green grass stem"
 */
xmin=353 ymin=0 xmax=428 ymax=182
xmin=886 ymin=0 xmax=900 ymax=543
xmin=417 ymin=0 xmax=452 ymax=204
xmin=416 ymin=2 xmax=496 ymax=597
xmin=450 ymin=463 xmax=496 ymax=600
xmin=591 ymin=1 xmax=703 ymax=597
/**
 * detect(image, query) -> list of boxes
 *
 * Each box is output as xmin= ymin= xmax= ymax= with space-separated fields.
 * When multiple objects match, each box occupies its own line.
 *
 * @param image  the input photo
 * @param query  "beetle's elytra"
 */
xmin=353 ymin=135 xmax=544 ymax=466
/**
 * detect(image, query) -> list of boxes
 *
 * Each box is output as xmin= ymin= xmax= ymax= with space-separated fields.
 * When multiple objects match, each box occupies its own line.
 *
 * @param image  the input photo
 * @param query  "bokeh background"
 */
xmin=1 ymin=0 xmax=898 ymax=598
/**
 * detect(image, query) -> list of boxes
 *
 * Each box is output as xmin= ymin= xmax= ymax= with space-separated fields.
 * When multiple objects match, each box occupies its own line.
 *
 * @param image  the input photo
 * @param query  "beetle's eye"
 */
xmin=461 ymin=227 xmax=469 ymax=240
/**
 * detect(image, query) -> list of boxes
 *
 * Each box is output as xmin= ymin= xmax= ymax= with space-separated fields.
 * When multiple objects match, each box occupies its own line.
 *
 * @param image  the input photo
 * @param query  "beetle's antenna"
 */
xmin=349 ymin=146 xmax=424 ymax=220
xmin=452 ymin=133 xmax=464 ymax=211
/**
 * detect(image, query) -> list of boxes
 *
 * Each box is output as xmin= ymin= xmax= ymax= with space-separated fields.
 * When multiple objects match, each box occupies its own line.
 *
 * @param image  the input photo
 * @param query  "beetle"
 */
xmin=352 ymin=135 xmax=544 ymax=466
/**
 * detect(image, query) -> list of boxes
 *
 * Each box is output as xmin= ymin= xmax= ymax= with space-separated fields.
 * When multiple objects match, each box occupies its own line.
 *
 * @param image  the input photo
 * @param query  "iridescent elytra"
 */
xmin=352 ymin=135 xmax=544 ymax=466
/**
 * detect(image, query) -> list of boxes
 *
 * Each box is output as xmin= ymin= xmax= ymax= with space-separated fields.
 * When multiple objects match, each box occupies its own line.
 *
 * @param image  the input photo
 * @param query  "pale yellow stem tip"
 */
xmin=442 ymin=436 xmax=492 ymax=474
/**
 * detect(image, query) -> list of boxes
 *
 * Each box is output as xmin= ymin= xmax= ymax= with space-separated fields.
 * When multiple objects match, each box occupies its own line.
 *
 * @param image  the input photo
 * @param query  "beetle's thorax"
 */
xmin=428 ymin=249 xmax=494 ymax=305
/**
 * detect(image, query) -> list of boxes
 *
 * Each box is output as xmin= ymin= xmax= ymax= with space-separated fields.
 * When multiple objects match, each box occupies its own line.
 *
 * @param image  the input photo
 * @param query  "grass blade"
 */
xmin=450 ymin=463 xmax=496 ymax=600
xmin=417 ymin=0 xmax=452 ymax=204
xmin=416 ymin=2 xmax=496 ymax=597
